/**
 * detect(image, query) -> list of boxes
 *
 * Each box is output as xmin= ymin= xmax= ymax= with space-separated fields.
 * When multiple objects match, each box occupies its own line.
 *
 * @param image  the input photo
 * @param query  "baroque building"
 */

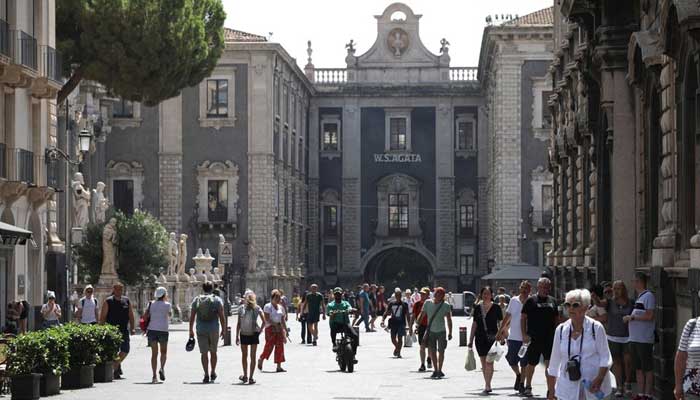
xmin=547 ymin=0 xmax=700 ymax=397
xmin=478 ymin=8 xmax=555 ymax=275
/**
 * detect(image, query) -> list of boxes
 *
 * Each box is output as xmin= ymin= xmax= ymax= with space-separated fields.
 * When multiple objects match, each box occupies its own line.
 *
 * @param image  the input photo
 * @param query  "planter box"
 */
xmin=93 ymin=362 xmax=113 ymax=383
xmin=60 ymin=365 xmax=94 ymax=389
xmin=10 ymin=373 xmax=41 ymax=400
xmin=40 ymin=372 xmax=61 ymax=396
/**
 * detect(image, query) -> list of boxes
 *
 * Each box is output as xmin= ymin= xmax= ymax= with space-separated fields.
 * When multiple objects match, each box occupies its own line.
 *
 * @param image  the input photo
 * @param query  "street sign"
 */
xmin=219 ymin=242 xmax=233 ymax=264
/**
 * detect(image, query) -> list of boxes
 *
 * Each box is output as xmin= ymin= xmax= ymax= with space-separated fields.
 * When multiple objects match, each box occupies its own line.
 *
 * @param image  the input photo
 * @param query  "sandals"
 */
xmin=239 ymin=375 xmax=248 ymax=383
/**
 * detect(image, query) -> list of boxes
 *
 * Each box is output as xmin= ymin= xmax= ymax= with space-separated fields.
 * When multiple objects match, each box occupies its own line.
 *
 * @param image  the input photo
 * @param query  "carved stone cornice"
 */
xmin=27 ymin=186 xmax=55 ymax=210
xmin=0 ymin=181 xmax=28 ymax=205
xmin=594 ymin=25 xmax=638 ymax=71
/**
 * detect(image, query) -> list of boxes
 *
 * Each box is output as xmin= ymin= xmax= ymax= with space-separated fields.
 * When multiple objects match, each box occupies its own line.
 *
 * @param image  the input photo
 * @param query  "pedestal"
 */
xmin=97 ymin=272 xmax=119 ymax=287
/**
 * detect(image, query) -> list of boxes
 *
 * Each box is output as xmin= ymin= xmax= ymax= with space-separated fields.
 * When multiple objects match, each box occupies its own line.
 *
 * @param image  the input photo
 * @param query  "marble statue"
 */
xmin=72 ymin=172 xmax=91 ymax=229
xmin=188 ymin=267 xmax=197 ymax=282
xmin=92 ymin=182 xmax=109 ymax=224
xmin=101 ymin=218 xmax=118 ymax=276
xmin=176 ymin=233 xmax=188 ymax=276
xmin=167 ymin=232 xmax=179 ymax=276
xmin=218 ymin=234 xmax=225 ymax=245
xmin=248 ymin=240 xmax=258 ymax=272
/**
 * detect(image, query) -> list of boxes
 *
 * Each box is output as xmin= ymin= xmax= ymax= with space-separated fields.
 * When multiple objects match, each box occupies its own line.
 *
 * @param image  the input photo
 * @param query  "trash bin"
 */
xmin=459 ymin=326 xmax=467 ymax=347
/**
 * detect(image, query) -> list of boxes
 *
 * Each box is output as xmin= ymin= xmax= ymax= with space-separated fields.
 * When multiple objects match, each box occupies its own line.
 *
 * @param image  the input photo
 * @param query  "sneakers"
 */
xmin=418 ymin=364 xmax=426 ymax=372
xmin=521 ymin=386 xmax=533 ymax=397
xmin=203 ymin=375 xmax=210 ymax=384
xmin=514 ymin=374 xmax=521 ymax=391
xmin=430 ymin=371 xmax=438 ymax=379
xmin=313 ymin=340 xmax=317 ymax=346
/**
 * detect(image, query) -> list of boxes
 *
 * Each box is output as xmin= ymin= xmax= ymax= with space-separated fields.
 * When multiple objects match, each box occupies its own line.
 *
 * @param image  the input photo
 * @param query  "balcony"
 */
xmin=0 ymin=30 xmax=37 ymax=88
xmin=31 ymin=45 xmax=63 ymax=98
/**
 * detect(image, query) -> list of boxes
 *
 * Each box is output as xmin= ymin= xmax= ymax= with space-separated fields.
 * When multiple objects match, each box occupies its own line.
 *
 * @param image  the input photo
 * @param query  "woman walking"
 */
xmin=606 ymin=280 xmax=633 ymax=397
xmin=237 ymin=291 xmax=264 ymax=384
xmin=145 ymin=287 xmax=171 ymax=384
xmin=548 ymin=289 xmax=613 ymax=400
xmin=41 ymin=291 xmax=62 ymax=329
xmin=674 ymin=314 xmax=700 ymax=399
xmin=258 ymin=289 xmax=287 ymax=372
xmin=468 ymin=286 xmax=503 ymax=394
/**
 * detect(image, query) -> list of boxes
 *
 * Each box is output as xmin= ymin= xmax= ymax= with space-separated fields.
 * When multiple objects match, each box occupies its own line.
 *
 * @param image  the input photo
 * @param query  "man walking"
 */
xmin=381 ymin=288 xmax=410 ymax=358
xmin=76 ymin=284 xmax=98 ymax=324
xmin=520 ymin=277 xmax=558 ymax=399
xmin=410 ymin=287 xmax=432 ymax=371
xmin=99 ymin=282 xmax=135 ymax=379
xmin=624 ymin=272 xmax=655 ymax=400
xmin=354 ymin=283 xmax=374 ymax=332
xmin=498 ymin=280 xmax=531 ymax=393
xmin=302 ymin=284 xmax=325 ymax=346
xmin=416 ymin=287 xmax=452 ymax=379
xmin=189 ymin=282 xmax=226 ymax=383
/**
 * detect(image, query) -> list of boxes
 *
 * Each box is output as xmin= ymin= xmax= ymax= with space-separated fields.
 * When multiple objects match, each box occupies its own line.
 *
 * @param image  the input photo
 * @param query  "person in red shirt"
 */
xmin=410 ymin=287 xmax=432 ymax=371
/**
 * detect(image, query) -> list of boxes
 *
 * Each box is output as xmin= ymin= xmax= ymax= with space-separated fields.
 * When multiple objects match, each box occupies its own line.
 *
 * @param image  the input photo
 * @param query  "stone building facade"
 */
xmin=478 ymin=9 xmax=555 ymax=273
xmin=547 ymin=1 xmax=700 ymax=397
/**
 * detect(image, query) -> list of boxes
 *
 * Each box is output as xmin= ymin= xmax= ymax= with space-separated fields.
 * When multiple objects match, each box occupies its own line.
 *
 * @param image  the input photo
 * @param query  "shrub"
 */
xmin=92 ymin=324 xmax=123 ymax=363
xmin=61 ymin=323 xmax=101 ymax=368
xmin=36 ymin=327 xmax=70 ymax=375
xmin=6 ymin=332 xmax=45 ymax=376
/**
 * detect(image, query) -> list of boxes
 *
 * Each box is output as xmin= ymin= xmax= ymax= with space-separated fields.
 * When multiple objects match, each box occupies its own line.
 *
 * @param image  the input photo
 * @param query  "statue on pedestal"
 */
xmin=188 ymin=267 xmax=197 ymax=283
xmin=92 ymin=182 xmax=109 ymax=224
xmin=167 ymin=232 xmax=179 ymax=276
xmin=176 ymin=234 xmax=188 ymax=276
xmin=100 ymin=218 xmax=118 ymax=277
xmin=72 ymin=172 xmax=90 ymax=229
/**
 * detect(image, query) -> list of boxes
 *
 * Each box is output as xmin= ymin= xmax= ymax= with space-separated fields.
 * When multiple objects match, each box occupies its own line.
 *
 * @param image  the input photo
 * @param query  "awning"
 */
xmin=0 ymin=221 xmax=33 ymax=246
xmin=481 ymin=263 xmax=547 ymax=281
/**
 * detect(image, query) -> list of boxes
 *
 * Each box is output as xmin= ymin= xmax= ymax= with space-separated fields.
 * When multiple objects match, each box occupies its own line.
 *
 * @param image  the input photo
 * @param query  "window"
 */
xmin=388 ymin=193 xmax=409 ymax=233
xmin=17 ymin=149 xmax=33 ymax=184
xmin=390 ymin=118 xmax=407 ymax=150
xmin=283 ymin=130 xmax=289 ymax=164
xmin=113 ymin=179 xmax=134 ymax=215
xmin=273 ymin=125 xmax=280 ymax=160
xmin=207 ymin=180 xmax=228 ymax=222
xmin=542 ymin=91 xmax=554 ymax=128
xmin=291 ymin=133 xmax=297 ymax=169
xmin=324 ymin=206 xmax=338 ymax=235
xmin=206 ymin=79 xmax=228 ymax=117
xmin=113 ymin=99 xmax=133 ymax=118
xmin=457 ymin=121 xmax=474 ymax=150
xmin=542 ymin=184 xmax=553 ymax=212
xmin=460 ymin=255 xmax=474 ymax=275
xmin=459 ymin=204 xmax=475 ymax=235
xmin=298 ymin=138 xmax=304 ymax=173
xmin=323 ymin=123 xmax=339 ymax=151
xmin=324 ymin=245 xmax=338 ymax=274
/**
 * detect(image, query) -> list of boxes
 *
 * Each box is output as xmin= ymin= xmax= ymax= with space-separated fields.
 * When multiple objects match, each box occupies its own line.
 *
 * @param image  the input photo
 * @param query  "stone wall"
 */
xmin=159 ymin=154 xmax=182 ymax=233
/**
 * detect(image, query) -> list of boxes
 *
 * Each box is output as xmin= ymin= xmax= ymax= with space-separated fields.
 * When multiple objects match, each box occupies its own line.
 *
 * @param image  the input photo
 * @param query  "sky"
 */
xmin=223 ymin=0 xmax=553 ymax=69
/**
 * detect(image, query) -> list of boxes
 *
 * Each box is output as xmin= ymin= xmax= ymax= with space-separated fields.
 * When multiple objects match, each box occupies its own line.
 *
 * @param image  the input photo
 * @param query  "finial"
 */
xmin=345 ymin=39 xmax=356 ymax=54
xmin=307 ymin=40 xmax=313 ymax=63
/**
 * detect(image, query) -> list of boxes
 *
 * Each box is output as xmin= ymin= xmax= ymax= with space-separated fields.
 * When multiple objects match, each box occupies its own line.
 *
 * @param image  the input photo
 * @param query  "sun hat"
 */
xmin=154 ymin=286 xmax=167 ymax=299
xmin=333 ymin=287 xmax=343 ymax=294
xmin=420 ymin=287 xmax=430 ymax=294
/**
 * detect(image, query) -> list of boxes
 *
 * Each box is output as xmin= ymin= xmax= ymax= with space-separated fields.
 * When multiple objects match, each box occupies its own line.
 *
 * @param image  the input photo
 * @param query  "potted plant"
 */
xmin=61 ymin=324 xmax=99 ymax=389
xmin=6 ymin=332 xmax=44 ymax=400
xmin=36 ymin=327 xmax=69 ymax=396
xmin=93 ymin=324 xmax=123 ymax=383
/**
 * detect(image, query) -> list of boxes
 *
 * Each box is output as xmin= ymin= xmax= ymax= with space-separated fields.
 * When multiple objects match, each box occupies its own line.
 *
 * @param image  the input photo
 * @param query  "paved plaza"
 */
xmin=54 ymin=315 xmax=548 ymax=400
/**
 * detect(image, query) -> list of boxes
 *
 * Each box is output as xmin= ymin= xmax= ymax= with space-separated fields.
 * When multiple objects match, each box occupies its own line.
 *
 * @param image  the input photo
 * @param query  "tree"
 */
xmin=56 ymin=0 xmax=226 ymax=106
xmin=75 ymin=210 xmax=169 ymax=286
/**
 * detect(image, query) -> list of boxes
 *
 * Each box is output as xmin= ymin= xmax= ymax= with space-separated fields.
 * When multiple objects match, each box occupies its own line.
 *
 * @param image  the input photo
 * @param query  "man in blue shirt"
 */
xmin=353 ymin=283 xmax=373 ymax=332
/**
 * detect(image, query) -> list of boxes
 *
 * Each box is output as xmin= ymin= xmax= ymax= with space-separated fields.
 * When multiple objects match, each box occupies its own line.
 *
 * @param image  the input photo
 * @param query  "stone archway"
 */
xmin=364 ymin=247 xmax=433 ymax=289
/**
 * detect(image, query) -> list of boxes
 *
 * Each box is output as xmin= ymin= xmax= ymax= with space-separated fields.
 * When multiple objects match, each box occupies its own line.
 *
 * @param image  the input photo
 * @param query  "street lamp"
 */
xmin=45 ymin=129 xmax=93 ymax=164
xmin=78 ymin=129 xmax=92 ymax=153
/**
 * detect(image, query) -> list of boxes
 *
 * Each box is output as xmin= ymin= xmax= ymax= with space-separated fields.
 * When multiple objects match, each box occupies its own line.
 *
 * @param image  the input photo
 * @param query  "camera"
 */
xmin=566 ymin=356 xmax=582 ymax=381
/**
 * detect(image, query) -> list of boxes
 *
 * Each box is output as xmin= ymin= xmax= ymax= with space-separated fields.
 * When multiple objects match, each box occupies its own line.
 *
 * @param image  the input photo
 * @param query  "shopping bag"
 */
xmin=465 ymin=348 xmax=477 ymax=371
xmin=404 ymin=334 xmax=413 ymax=347
xmin=486 ymin=341 xmax=505 ymax=363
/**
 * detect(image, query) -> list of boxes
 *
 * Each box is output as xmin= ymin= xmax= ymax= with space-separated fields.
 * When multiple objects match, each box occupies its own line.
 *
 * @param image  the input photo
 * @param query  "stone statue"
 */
xmin=72 ymin=172 xmax=90 ymax=229
xmin=177 ymin=233 xmax=188 ymax=276
xmin=167 ymin=232 xmax=179 ymax=276
xmin=101 ymin=218 xmax=118 ymax=276
xmin=188 ymin=267 xmax=197 ymax=283
xmin=92 ymin=181 xmax=109 ymax=224
xmin=439 ymin=38 xmax=450 ymax=54
xmin=248 ymin=240 xmax=258 ymax=272
xmin=219 ymin=234 xmax=225 ymax=245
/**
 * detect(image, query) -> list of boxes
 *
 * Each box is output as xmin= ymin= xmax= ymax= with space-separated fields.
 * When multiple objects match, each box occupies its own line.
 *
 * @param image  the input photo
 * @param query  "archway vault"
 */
xmin=360 ymin=241 xmax=436 ymax=288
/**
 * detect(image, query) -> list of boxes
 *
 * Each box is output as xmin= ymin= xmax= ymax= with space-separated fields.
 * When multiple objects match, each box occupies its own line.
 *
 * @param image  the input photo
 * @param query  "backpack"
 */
xmin=81 ymin=298 xmax=97 ymax=308
xmin=196 ymin=294 xmax=219 ymax=322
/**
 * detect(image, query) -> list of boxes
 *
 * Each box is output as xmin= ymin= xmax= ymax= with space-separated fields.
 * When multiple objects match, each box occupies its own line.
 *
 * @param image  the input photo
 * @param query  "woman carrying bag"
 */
xmin=468 ymin=286 xmax=503 ymax=395
xmin=237 ymin=291 xmax=265 ymax=384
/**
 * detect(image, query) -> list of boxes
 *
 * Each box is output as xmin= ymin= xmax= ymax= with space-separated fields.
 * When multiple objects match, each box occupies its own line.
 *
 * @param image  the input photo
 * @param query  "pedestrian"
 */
xmin=674 ymin=314 xmax=700 ymax=400
xmin=188 ymin=281 xmax=226 ymax=383
xmin=280 ymin=289 xmax=289 ymax=322
xmin=145 ymin=287 xmax=171 ymax=384
xmin=416 ymin=287 xmax=453 ymax=379
xmin=4 ymin=301 xmax=21 ymax=334
xmin=521 ymin=277 xmax=559 ymax=398
xmin=302 ymin=284 xmax=325 ymax=346
xmin=258 ymin=289 xmax=287 ymax=372
xmin=410 ymin=287 xmax=432 ymax=371
xmin=602 ymin=281 xmax=614 ymax=301
xmin=624 ymin=272 xmax=656 ymax=400
xmin=498 ymin=280 xmax=532 ymax=393
xmin=348 ymin=290 xmax=356 ymax=309
xmin=447 ymin=292 xmax=455 ymax=310
xmin=327 ymin=287 xmax=358 ymax=362
xmin=548 ymin=289 xmax=613 ymax=400
xmin=468 ymin=286 xmax=504 ymax=394
xmin=586 ymin=284 xmax=608 ymax=324
xmin=606 ymin=280 xmax=633 ymax=397
xmin=237 ymin=291 xmax=264 ymax=384
xmin=18 ymin=299 xmax=29 ymax=334
xmin=376 ymin=286 xmax=387 ymax=320
xmin=76 ymin=285 xmax=98 ymax=324
xmin=291 ymin=292 xmax=301 ymax=314
xmin=41 ymin=291 xmax=62 ymax=329
xmin=355 ymin=283 xmax=373 ymax=332
xmin=381 ymin=288 xmax=410 ymax=358
xmin=99 ymin=282 xmax=136 ymax=379
xmin=297 ymin=291 xmax=312 ymax=344
xmin=369 ymin=284 xmax=379 ymax=330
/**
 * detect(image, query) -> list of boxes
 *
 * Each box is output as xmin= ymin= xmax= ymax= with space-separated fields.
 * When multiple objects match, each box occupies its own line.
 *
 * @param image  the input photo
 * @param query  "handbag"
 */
xmin=421 ymin=302 xmax=446 ymax=346
xmin=465 ymin=348 xmax=477 ymax=371
xmin=139 ymin=302 xmax=152 ymax=332
xmin=480 ymin=303 xmax=497 ymax=342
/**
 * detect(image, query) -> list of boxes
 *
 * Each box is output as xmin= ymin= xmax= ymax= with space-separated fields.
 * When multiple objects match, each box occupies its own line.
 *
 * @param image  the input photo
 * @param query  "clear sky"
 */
xmin=224 ymin=0 xmax=553 ymax=69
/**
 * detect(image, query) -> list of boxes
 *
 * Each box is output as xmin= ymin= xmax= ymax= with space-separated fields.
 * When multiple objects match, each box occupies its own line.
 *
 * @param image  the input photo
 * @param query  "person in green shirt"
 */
xmin=302 ymin=284 xmax=326 ymax=346
xmin=327 ymin=287 xmax=358 ymax=359
xmin=416 ymin=287 xmax=453 ymax=379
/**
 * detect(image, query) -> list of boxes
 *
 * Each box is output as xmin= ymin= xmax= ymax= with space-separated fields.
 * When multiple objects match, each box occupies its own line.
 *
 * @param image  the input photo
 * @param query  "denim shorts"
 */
xmin=505 ymin=339 xmax=528 ymax=367
xmin=147 ymin=330 xmax=169 ymax=345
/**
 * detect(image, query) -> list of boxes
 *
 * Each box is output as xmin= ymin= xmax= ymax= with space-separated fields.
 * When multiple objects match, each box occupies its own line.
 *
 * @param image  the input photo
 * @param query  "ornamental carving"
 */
xmin=387 ymin=28 xmax=409 ymax=57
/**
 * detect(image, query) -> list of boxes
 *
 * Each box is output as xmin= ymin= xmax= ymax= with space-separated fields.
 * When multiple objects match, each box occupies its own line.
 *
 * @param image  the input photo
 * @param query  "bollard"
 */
xmin=223 ymin=326 xmax=232 ymax=346
xmin=459 ymin=326 xmax=467 ymax=347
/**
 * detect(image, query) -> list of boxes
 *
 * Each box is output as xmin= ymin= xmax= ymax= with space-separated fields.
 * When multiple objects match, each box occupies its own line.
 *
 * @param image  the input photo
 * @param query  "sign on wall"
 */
xmin=219 ymin=242 xmax=233 ymax=264
xmin=373 ymin=153 xmax=422 ymax=163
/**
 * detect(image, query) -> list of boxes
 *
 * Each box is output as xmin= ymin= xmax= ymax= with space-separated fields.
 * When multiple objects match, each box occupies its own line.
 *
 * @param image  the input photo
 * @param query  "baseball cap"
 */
xmin=185 ymin=337 xmax=196 ymax=352
xmin=333 ymin=287 xmax=343 ymax=294
xmin=154 ymin=286 xmax=167 ymax=299
xmin=47 ymin=290 xmax=56 ymax=299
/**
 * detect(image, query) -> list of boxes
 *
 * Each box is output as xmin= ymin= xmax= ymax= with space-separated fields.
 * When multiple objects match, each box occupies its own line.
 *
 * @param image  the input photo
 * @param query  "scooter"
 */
xmin=330 ymin=309 xmax=357 ymax=373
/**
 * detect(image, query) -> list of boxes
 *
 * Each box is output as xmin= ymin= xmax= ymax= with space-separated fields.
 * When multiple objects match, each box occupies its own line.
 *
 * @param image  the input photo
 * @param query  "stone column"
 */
xmin=574 ymin=145 xmax=585 ymax=266
xmin=158 ymin=95 xmax=183 ymax=233
xmin=341 ymin=102 xmax=361 ymax=274
xmin=436 ymin=103 xmax=455 ymax=275
xmin=548 ymin=164 xmax=560 ymax=267
xmin=585 ymin=139 xmax=597 ymax=267
xmin=564 ymin=148 xmax=575 ymax=266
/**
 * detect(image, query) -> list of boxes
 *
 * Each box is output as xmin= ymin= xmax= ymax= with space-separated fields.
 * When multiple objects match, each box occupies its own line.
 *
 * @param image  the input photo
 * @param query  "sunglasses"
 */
xmin=563 ymin=302 xmax=582 ymax=309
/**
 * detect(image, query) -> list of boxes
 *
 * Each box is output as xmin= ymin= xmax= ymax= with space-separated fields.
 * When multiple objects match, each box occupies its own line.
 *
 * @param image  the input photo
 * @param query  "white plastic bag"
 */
xmin=404 ymin=332 xmax=415 ymax=347
xmin=486 ymin=341 xmax=505 ymax=363
xmin=465 ymin=348 xmax=477 ymax=371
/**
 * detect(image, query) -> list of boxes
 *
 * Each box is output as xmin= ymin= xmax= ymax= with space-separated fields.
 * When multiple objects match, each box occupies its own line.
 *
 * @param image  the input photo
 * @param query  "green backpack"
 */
xmin=196 ymin=294 xmax=219 ymax=322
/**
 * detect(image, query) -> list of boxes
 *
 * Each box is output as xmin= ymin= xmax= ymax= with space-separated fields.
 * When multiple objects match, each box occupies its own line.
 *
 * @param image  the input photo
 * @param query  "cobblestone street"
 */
xmin=52 ymin=315 xmax=548 ymax=400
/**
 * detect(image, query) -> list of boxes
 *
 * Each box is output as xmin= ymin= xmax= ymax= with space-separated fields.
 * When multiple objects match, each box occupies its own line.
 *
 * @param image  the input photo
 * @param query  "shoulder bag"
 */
xmin=421 ymin=302 xmax=445 ymax=346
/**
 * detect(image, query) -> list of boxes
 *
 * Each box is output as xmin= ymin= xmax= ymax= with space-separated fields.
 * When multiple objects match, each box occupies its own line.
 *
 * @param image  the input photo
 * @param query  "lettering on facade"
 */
xmin=373 ymin=153 xmax=423 ymax=163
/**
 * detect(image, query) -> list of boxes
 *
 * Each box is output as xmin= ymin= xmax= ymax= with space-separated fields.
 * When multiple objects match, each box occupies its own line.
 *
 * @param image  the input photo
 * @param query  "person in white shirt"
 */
xmin=498 ymin=280 xmax=532 ymax=393
xmin=76 ymin=285 xmax=98 ymax=324
xmin=41 ymin=291 xmax=61 ymax=328
xmin=548 ymin=289 xmax=613 ymax=400
xmin=144 ymin=286 xmax=171 ymax=384
xmin=257 ymin=290 xmax=287 ymax=373
xmin=624 ymin=272 xmax=656 ymax=400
